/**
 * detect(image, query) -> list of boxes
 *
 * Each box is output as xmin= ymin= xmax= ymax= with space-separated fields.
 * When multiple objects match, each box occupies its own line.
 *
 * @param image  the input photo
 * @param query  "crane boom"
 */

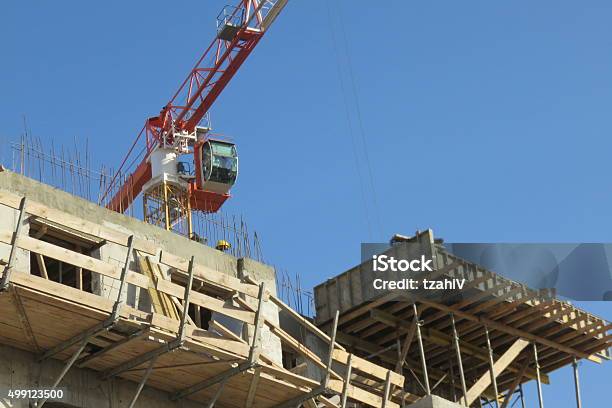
xmin=102 ymin=0 xmax=288 ymax=214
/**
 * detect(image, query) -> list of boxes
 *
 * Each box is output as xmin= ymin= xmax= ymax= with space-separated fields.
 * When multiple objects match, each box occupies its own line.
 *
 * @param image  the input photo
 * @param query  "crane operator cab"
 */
xmin=198 ymin=138 xmax=238 ymax=195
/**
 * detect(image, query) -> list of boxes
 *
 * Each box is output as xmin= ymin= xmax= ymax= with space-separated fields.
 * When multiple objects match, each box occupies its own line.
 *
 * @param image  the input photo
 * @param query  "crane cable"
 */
xmin=325 ymin=0 xmax=383 ymax=241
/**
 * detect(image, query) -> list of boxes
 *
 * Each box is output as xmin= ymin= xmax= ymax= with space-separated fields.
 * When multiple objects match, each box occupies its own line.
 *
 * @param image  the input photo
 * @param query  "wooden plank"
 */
xmin=465 ymin=338 xmax=530 ymax=406
xmin=35 ymin=254 xmax=48 ymax=279
xmin=258 ymin=362 xmax=319 ymax=389
xmin=417 ymin=298 xmax=601 ymax=363
xmin=328 ymin=379 xmax=399 ymax=408
xmin=209 ymin=320 xmax=246 ymax=343
xmin=332 ymin=349 xmax=403 ymax=387
xmin=371 ymin=309 xmax=547 ymax=384
xmin=2 ymin=233 xmax=254 ymax=325
xmin=269 ymin=293 xmax=345 ymax=351
xmin=208 ymin=320 xmax=282 ymax=369
xmin=155 ymin=279 xmax=255 ymax=325
xmin=0 ymin=232 xmax=151 ymax=289
xmin=0 ymin=190 xmax=158 ymax=254
xmin=264 ymin=319 xmax=341 ymax=380
xmin=11 ymin=271 xmax=115 ymax=314
xmin=74 ymin=245 xmax=83 ymax=290
xmin=331 ymin=291 xmax=401 ymax=327
xmin=138 ymin=256 xmax=179 ymax=320
xmin=161 ymin=251 xmax=259 ymax=298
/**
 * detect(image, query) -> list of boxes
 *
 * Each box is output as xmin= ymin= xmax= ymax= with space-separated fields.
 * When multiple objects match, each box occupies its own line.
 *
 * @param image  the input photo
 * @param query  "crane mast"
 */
xmin=100 ymin=0 xmax=287 ymax=237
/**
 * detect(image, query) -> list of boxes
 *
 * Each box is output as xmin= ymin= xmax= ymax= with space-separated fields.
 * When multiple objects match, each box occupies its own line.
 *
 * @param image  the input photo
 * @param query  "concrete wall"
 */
xmin=238 ymin=258 xmax=283 ymax=366
xmin=0 ymin=170 xmax=283 ymax=363
xmin=0 ymin=170 xmax=237 ymax=273
xmin=313 ymin=232 xmax=436 ymax=325
xmin=407 ymin=395 xmax=463 ymax=408
xmin=0 ymin=345 xmax=203 ymax=408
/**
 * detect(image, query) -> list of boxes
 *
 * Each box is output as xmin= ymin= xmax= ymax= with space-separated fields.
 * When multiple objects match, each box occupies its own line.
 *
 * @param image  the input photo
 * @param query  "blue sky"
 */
xmin=1 ymin=1 xmax=610 ymax=406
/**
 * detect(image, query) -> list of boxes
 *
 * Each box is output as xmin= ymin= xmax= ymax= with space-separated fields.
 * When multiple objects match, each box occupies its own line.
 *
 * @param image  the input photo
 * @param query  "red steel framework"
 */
xmin=101 ymin=0 xmax=287 ymax=214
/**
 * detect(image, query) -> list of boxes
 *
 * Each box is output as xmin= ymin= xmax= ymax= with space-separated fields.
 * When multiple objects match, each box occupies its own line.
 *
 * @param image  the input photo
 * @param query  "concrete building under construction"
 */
xmin=0 ymin=169 xmax=610 ymax=408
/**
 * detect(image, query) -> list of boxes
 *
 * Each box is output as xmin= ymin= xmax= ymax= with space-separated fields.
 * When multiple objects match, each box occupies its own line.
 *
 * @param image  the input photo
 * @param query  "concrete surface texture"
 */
xmin=0 ymin=345 xmax=204 ymax=408
xmin=407 ymin=395 xmax=464 ymax=408
xmin=0 ymin=169 xmax=284 ymax=388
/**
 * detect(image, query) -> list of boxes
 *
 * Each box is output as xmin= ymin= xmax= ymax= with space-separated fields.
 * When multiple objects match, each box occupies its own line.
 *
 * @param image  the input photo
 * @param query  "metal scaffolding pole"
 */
xmin=323 ymin=310 xmax=340 ymax=388
xmin=273 ymin=310 xmax=339 ymax=408
xmin=519 ymin=384 xmax=526 ymax=408
xmin=170 ymin=283 xmax=267 ymax=401
xmin=35 ymin=338 xmax=89 ymax=408
xmin=127 ymin=355 xmax=158 ymax=408
xmin=484 ymin=326 xmax=500 ymax=407
xmin=533 ymin=343 xmax=544 ymax=408
xmin=39 ymin=235 xmax=135 ymax=362
xmin=413 ymin=303 xmax=431 ymax=396
xmin=205 ymin=378 xmax=228 ymax=408
xmin=102 ymin=256 xmax=194 ymax=380
xmin=572 ymin=358 xmax=582 ymax=408
xmin=340 ymin=354 xmax=353 ymax=408
xmin=448 ymin=348 xmax=457 ymax=401
xmin=450 ymin=313 xmax=468 ymax=406
xmin=0 ymin=197 xmax=27 ymax=291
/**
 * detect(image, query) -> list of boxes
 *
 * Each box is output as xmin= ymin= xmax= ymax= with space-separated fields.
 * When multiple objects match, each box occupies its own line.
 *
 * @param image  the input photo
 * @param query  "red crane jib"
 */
xmin=103 ymin=0 xmax=286 ymax=214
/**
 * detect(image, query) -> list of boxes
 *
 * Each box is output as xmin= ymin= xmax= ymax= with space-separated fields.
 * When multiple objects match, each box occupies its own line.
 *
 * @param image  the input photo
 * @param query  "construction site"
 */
xmin=1 ymin=1 xmax=611 ymax=408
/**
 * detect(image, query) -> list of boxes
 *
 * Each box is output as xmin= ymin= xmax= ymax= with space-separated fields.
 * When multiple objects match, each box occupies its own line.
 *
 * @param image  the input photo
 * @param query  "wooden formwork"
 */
xmin=315 ymin=230 xmax=611 ymax=406
xmin=0 ymin=188 xmax=406 ymax=408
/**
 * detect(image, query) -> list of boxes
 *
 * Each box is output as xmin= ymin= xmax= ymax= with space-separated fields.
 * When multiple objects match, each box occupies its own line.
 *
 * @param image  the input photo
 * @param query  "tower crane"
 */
xmin=99 ymin=0 xmax=288 ymax=237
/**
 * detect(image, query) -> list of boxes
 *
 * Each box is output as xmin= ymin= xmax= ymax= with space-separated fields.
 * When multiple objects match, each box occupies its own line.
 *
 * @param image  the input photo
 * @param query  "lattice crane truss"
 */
xmin=100 ymin=1 xmax=288 ymax=235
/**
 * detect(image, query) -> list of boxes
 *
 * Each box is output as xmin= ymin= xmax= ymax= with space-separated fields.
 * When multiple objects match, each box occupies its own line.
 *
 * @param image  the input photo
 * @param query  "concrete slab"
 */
xmin=408 ymin=395 xmax=464 ymax=408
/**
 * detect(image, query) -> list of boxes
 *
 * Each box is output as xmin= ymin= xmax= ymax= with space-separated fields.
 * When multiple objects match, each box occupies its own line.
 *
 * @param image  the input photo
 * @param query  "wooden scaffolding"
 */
xmin=314 ymin=230 xmax=612 ymax=407
xmin=0 ymin=189 xmax=406 ymax=408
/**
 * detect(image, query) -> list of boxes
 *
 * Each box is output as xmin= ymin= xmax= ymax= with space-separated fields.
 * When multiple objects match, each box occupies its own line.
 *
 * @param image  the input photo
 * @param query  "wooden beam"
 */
xmin=328 ymin=379 xmax=399 ymax=408
xmin=264 ymin=319 xmax=342 ymax=380
xmin=138 ymin=256 xmax=179 ymax=320
xmin=333 ymin=349 xmax=403 ymax=387
xmin=33 ymin=227 xmax=50 ymax=280
xmin=76 ymin=328 xmax=150 ymax=368
xmin=268 ymin=292 xmax=345 ymax=351
xmin=416 ymin=298 xmax=601 ymax=363
xmin=161 ymin=251 xmax=260 ymax=298
xmin=35 ymin=254 xmax=48 ymax=280
xmin=0 ymin=190 xmax=157 ymax=254
xmin=0 ymin=232 xmax=257 ymax=325
xmin=464 ymin=338 xmax=530 ymax=406
xmin=371 ymin=308 xmax=548 ymax=383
